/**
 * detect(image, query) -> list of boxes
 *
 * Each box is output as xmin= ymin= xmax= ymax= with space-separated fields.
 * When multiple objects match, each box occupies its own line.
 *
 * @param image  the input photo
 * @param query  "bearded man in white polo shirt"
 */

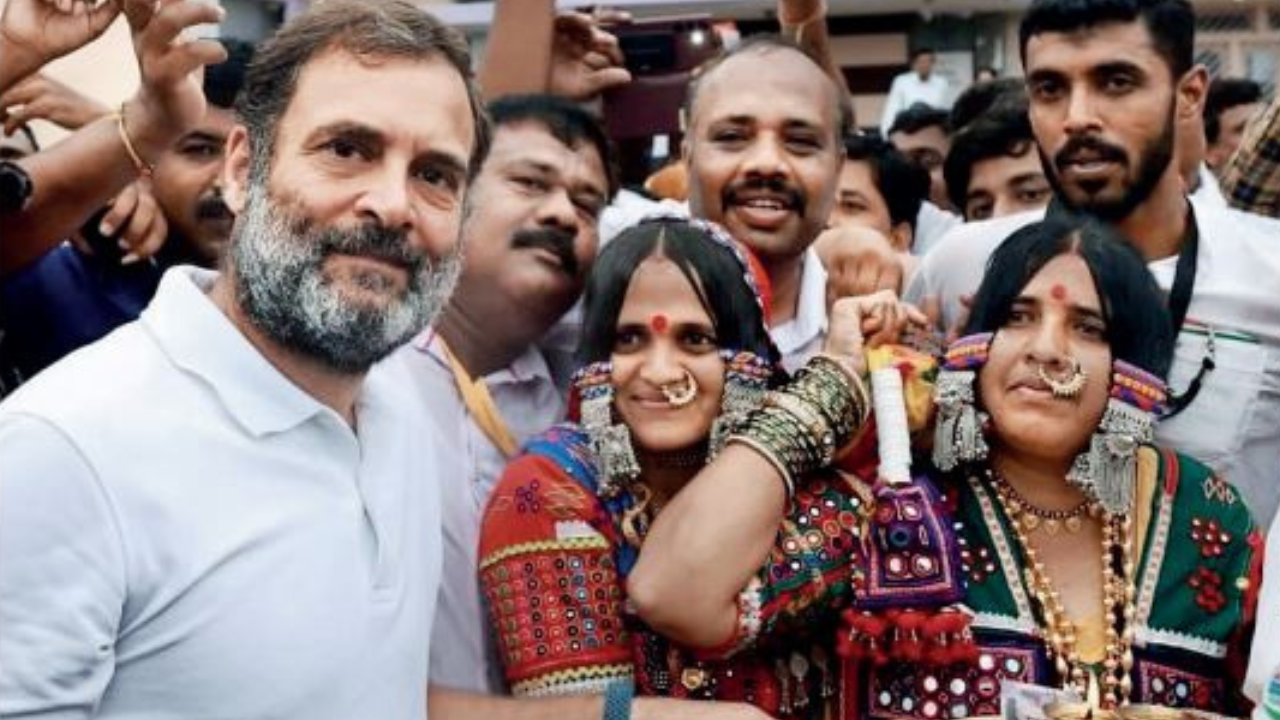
xmin=0 ymin=1 xmax=489 ymax=717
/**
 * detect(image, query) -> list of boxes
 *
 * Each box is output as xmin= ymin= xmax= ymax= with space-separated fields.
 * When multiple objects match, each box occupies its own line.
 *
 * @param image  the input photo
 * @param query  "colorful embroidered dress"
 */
xmin=860 ymin=447 xmax=1262 ymax=719
xmin=478 ymin=423 xmax=876 ymax=718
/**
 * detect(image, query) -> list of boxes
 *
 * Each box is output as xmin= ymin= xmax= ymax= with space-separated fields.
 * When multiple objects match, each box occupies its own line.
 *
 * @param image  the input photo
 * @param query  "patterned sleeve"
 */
xmin=712 ymin=472 xmax=871 ymax=658
xmin=1221 ymin=96 xmax=1280 ymax=219
xmin=478 ymin=452 xmax=633 ymax=696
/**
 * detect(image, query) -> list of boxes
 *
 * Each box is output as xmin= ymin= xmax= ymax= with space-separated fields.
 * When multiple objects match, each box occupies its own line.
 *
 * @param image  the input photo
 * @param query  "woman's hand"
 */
xmin=824 ymin=290 xmax=927 ymax=375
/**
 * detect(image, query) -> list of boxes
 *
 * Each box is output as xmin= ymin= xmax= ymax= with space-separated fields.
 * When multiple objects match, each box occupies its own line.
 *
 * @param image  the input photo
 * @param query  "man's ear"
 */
xmin=1178 ymin=65 xmax=1210 ymax=122
xmin=889 ymin=221 xmax=915 ymax=254
xmin=221 ymin=125 xmax=255 ymax=215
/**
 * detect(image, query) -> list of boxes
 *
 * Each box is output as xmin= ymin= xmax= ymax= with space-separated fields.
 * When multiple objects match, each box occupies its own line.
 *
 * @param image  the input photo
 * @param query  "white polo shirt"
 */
xmin=906 ymin=201 xmax=1280 ymax=527
xmin=393 ymin=332 xmax=565 ymax=694
xmin=0 ymin=268 xmax=443 ymax=719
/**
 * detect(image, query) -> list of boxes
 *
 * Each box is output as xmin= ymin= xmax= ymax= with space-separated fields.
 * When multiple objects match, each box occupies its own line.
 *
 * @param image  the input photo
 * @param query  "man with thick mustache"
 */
xmin=0 ymin=1 xmax=490 ymax=717
xmin=907 ymin=0 xmax=1280 ymax=527
xmin=398 ymin=95 xmax=771 ymax=720
xmin=401 ymin=94 xmax=614 ymax=695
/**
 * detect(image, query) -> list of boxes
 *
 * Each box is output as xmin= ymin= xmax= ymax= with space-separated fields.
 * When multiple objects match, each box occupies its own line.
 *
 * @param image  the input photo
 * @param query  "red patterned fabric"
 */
xmin=478 ymin=426 xmax=881 ymax=717
xmin=478 ymin=454 xmax=633 ymax=696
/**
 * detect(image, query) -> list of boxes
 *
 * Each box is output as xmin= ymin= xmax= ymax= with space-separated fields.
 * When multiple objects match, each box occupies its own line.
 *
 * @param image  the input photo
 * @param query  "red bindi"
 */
xmin=1050 ymin=284 xmax=1068 ymax=301
xmin=649 ymin=314 xmax=669 ymax=334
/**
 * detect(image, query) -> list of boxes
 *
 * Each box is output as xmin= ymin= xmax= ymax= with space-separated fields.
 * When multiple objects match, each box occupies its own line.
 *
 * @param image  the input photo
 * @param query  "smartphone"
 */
xmin=602 ymin=16 xmax=722 ymax=185
xmin=78 ymin=206 xmax=128 ymax=264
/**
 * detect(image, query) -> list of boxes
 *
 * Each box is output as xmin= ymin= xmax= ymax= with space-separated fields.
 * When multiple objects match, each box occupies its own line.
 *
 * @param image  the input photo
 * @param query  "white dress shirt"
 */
xmin=0 ymin=267 xmax=443 ymax=719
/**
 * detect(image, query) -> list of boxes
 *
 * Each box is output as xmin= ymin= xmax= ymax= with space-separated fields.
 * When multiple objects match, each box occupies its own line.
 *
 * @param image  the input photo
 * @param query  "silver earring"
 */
xmin=1066 ymin=361 xmax=1165 ymax=515
xmin=932 ymin=333 xmax=994 ymax=472
xmin=932 ymin=368 xmax=989 ymax=471
xmin=576 ymin=362 xmax=640 ymax=498
xmin=708 ymin=351 xmax=772 ymax=459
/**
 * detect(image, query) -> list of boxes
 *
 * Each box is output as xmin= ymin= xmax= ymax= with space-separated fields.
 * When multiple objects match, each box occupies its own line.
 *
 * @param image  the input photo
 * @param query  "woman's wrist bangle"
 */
xmin=115 ymin=102 xmax=155 ymax=179
xmin=726 ymin=434 xmax=797 ymax=500
xmin=812 ymin=352 xmax=871 ymax=423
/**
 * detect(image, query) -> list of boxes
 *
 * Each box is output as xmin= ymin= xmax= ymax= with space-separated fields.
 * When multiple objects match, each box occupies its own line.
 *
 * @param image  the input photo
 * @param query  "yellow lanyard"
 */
xmin=436 ymin=335 xmax=520 ymax=459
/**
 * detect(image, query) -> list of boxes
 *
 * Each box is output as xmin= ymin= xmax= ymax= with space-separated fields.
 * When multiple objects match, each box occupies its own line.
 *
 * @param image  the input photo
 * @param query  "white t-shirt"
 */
xmin=907 ymin=200 xmax=1280 ymax=527
xmin=0 ymin=268 xmax=444 ymax=719
xmin=394 ymin=332 xmax=565 ymax=694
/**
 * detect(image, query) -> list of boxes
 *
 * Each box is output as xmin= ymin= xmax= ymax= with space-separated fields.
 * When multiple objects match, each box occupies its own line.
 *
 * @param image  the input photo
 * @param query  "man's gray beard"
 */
xmin=230 ymin=183 xmax=461 ymax=374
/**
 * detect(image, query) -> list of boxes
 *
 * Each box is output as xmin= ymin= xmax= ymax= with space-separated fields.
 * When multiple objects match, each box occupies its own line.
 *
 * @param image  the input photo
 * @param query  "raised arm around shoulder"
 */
xmin=628 ymin=294 xmax=920 ymax=648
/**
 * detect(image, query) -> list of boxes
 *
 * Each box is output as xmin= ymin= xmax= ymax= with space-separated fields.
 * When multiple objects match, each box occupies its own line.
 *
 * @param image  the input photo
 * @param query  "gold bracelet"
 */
xmin=115 ymin=102 xmax=154 ymax=178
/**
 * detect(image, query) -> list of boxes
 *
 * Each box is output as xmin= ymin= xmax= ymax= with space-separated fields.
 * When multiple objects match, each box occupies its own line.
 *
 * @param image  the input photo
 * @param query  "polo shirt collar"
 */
xmin=141 ymin=267 xmax=327 ymax=436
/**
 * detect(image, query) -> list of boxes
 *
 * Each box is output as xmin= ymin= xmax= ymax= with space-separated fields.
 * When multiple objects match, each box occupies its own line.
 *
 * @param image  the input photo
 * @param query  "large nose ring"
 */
xmin=661 ymin=369 xmax=699 ymax=408
xmin=1038 ymin=358 xmax=1088 ymax=399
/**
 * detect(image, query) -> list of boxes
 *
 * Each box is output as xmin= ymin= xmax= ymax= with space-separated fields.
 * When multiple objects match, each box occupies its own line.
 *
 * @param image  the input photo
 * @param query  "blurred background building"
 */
xmin=11 ymin=0 xmax=1276 ymax=145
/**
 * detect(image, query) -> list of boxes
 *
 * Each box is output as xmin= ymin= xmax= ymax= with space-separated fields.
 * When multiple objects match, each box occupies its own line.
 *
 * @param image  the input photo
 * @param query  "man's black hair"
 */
xmin=1204 ymin=77 xmax=1263 ymax=144
xmin=949 ymin=77 xmax=1026 ymax=133
xmin=944 ymin=98 xmax=1035 ymax=212
xmin=910 ymin=47 xmax=936 ymax=62
xmin=488 ymin=94 xmax=621 ymax=199
xmin=204 ymin=38 xmax=255 ymax=109
xmin=1019 ymin=0 xmax=1195 ymax=80
xmin=888 ymin=102 xmax=950 ymax=137
xmin=843 ymin=133 xmax=930 ymax=232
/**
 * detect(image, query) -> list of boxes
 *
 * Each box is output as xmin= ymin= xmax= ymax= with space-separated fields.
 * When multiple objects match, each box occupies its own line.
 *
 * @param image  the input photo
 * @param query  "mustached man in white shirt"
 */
xmin=0 ymin=2 xmax=490 ymax=717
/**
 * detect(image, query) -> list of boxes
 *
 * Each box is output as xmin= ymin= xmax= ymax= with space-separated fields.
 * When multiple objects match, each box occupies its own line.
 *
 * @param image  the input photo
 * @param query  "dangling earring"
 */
xmin=1066 ymin=360 xmax=1167 ymax=515
xmin=709 ymin=350 xmax=773 ymax=458
xmin=574 ymin=361 xmax=640 ymax=498
xmin=932 ymin=333 xmax=994 ymax=471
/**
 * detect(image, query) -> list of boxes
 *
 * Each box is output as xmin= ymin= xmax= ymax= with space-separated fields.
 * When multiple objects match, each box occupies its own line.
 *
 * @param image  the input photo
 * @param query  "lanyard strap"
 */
xmin=1165 ymin=203 xmax=1200 ymax=334
xmin=436 ymin=336 xmax=520 ymax=459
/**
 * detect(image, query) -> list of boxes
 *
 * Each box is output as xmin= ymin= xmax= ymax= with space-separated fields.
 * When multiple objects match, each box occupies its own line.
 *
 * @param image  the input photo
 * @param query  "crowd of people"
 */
xmin=1 ymin=0 xmax=1279 ymax=718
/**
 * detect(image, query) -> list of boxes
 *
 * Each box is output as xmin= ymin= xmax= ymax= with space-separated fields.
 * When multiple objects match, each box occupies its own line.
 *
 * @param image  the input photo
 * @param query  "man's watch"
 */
xmin=0 ymin=160 xmax=34 ymax=215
